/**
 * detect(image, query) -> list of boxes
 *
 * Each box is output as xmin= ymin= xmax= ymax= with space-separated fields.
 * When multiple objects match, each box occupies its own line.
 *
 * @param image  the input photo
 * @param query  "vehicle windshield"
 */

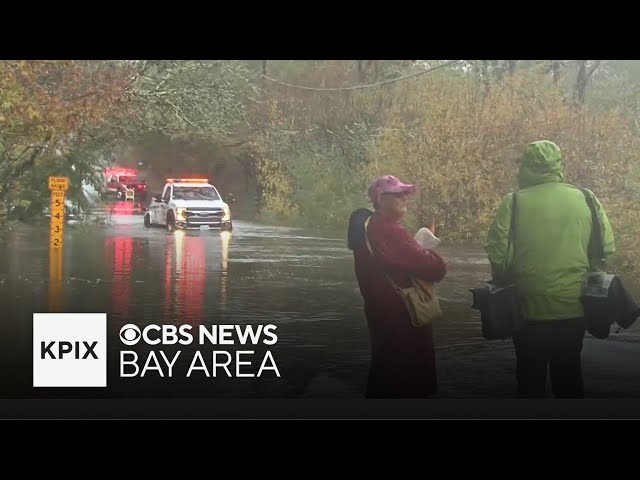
xmin=172 ymin=186 xmax=220 ymax=201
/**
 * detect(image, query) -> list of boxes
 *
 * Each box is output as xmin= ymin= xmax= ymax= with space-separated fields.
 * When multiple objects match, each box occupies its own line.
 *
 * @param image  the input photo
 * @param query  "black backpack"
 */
xmin=347 ymin=208 xmax=374 ymax=251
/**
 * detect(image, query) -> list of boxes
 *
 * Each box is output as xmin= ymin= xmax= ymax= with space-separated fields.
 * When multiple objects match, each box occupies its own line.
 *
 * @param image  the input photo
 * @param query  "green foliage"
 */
xmin=250 ymin=60 xmax=640 ymax=276
xmin=3 ymin=59 xmax=640 ymax=277
xmin=0 ymin=60 xmax=134 ymax=219
xmin=126 ymin=60 xmax=255 ymax=142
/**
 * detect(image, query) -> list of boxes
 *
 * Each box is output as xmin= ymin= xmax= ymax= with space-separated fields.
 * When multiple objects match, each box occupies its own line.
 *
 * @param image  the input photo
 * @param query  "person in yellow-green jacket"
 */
xmin=486 ymin=140 xmax=615 ymax=398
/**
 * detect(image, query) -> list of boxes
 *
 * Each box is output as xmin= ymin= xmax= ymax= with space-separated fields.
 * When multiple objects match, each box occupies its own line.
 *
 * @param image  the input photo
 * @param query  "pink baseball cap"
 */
xmin=367 ymin=175 xmax=416 ymax=204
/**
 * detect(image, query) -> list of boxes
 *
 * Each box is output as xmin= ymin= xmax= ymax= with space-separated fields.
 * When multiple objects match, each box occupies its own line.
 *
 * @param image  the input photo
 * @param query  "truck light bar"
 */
xmin=166 ymin=178 xmax=209 ymax=183
xmin=105 ymin=167 xmax=137 ymax=176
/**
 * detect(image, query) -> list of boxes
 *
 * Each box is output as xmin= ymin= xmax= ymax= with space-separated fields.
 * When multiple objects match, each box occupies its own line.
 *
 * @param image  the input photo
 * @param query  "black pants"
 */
xmin=512 ymin=318 xmax=585 ymax=398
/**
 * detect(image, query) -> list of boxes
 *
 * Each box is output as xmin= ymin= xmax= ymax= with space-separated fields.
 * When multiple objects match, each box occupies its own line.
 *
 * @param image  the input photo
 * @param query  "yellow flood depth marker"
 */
xmin=49 ymin=176 xmax=69 ymax=312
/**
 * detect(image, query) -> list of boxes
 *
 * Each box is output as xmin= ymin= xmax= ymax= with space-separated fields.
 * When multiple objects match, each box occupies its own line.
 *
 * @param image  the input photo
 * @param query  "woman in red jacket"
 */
xmin=348 ymin=175 xmax=447 ymax=398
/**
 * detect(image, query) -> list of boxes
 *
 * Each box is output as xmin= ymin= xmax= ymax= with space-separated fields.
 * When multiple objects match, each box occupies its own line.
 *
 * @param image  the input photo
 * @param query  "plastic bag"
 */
xmin=414 ymin=227 xmax=441 ymax=250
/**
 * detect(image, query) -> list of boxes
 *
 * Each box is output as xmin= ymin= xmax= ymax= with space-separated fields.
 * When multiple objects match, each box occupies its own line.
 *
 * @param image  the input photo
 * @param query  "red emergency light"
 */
xmin=165 ymin=178 xmax=209 ymax=183
xmin=105 ymin=167 xmax=138 ymax=176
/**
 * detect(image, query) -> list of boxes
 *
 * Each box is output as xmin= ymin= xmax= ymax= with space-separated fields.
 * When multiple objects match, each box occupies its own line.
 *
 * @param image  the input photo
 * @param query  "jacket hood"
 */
xmin=518 ymin=140 xmax=564 ymax=188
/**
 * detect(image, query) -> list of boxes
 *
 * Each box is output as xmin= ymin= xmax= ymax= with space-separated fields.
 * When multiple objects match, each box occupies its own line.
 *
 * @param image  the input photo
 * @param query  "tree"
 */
xmin=124 ymin=60 xmax=255 ymax=143
xmin=0 ymin=60 xmax=135 ymax=213
xmin=574 ymin=60 xmax=600 ymax=105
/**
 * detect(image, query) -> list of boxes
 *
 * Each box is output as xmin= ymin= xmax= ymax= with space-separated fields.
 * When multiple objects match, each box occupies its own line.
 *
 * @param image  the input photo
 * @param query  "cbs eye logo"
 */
xmin=119 ymin=324 xmax=141 ymax=346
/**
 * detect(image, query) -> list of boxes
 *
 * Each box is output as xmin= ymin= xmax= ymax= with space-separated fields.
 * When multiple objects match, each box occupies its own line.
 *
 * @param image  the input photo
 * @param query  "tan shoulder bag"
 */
xmin=364 ymin=217 xmax=443 ymax=327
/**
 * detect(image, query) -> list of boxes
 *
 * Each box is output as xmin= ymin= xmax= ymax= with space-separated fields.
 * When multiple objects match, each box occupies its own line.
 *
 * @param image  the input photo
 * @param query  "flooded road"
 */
xmin=1 ymin=211 xmax=639 ymax=399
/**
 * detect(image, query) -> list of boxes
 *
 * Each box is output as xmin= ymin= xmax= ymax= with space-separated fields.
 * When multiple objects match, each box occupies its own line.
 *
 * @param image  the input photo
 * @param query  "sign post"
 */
xmin=48 ymin=177 xmax=69 ymax=312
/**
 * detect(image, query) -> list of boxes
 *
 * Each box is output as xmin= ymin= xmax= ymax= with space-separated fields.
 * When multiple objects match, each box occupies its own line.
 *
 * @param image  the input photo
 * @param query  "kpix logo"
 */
xmin=33 ymin=313 xmax=107 ymax=387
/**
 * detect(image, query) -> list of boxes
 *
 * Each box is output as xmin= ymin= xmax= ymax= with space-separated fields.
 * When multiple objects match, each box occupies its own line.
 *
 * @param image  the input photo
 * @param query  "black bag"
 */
xmin=471 ymin=282 xmax=524 ymax=340
xmin=470 ymin=192 xmax=525 ymax=340
xmin=579 ymin=189 xmax=640 ymax=339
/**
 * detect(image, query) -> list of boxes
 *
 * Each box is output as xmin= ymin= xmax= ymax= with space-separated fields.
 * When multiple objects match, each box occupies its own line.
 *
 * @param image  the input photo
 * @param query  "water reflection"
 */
xmin=174 ymin=231 xmax=207 ymax=324
xmin=105 ymin=236 xmax=133 ymax=321
xmin=109 ymin=201 xmax=136 ymax=215
xmin=49 ymin=248 xmax=63 ymax=312
xmin=155 ymin=231 xmax=232 ymax=324
xmin=220 ymin=230 xmax=231 ymax=316
xmin=163 ymin=236 xmax=172 ymax=322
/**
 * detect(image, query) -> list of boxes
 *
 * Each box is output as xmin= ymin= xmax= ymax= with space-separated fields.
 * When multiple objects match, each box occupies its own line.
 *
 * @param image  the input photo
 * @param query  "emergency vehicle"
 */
xmin=144 ymin=178 xmax=232 ymax=231
xmin=103 ymin=167 xmax=148 ymax=201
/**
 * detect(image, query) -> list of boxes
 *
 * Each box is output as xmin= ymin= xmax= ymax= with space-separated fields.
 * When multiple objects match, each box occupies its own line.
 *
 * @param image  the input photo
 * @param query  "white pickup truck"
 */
xmin=144 ymin=178 xmax=232 ymax=231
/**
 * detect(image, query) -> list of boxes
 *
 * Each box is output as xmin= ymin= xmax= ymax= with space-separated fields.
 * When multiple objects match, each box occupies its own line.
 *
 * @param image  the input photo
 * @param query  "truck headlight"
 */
xmin=222 ymin=205 xmax=231 ymax=221
xmin=176 ymin=208 xmax=186 ymax=219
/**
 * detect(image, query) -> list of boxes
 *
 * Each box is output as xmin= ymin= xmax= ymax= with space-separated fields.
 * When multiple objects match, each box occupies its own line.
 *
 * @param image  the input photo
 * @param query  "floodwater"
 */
xmin=1 ymin=208 xmax=639 ymax=399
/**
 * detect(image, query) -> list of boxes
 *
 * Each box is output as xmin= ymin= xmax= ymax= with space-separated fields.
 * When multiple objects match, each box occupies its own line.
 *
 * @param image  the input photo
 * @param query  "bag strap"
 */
xmin=363 ymin=217 xmax=426 ymax=300
xmin=578 ymin=188 xmax=605 ymax=268
xmin=504 ymin=191 xmax=518 ymax=277
xmin=364 ymin=217 xmax=374 ymax=255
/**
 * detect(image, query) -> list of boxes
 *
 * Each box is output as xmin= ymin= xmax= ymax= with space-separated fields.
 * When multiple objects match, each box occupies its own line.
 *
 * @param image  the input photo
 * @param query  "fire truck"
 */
xmin=103 ymin=167 xmax=148 ymax=201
